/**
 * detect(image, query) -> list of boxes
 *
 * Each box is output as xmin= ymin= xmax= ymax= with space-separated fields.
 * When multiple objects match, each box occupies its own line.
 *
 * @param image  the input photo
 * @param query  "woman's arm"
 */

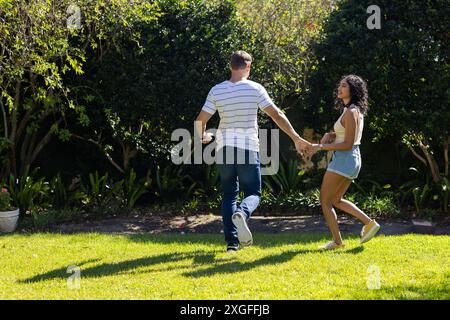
xmin=320 ymin=132 xmax=336 ymax=144
xmin=319 ymin=109 xmax=358 ymax=151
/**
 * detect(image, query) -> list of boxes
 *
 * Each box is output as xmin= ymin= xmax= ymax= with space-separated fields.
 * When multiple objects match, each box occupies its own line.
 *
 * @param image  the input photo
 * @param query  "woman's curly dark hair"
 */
xmin=334 ymin=75 xmax=369 ymax=116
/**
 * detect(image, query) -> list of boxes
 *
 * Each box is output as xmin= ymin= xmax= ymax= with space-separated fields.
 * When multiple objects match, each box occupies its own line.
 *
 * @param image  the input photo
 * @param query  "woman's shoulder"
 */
xmin=347 ymin=104 xmax=363 ymax=116
xmin=342 ymin=106 xmax=361 ymax=122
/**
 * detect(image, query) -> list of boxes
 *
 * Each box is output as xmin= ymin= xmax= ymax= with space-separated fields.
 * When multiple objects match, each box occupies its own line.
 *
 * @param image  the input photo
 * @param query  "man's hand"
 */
xmin=306 ymin=143 xmax=322 ymax=156
xmin=201 ymin=132 xmax=214 ymax=144
xmin=294 ymin=137 xmax=311 ymax=157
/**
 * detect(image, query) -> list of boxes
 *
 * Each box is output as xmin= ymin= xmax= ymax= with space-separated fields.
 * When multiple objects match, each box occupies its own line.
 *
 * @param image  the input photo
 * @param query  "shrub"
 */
xmin=358 ymin=193 xmax=401 ymax=218
xmin=154 ymin=165 xmax=196 ymax=203
xmin=4 ymin=167 xmax=50 ymax=214
xmin=263 ymin=159 xmax=306 ymax=194
xmin=122 ymin=169 xmax=151 ymax=209
xmin=0 ymin=188 xmax=13 ymax=211
xmin=82 ymin=171 xmax=123 ymax=216
xmin=307 ymin=0 xmax=449 ymax=185
xmin=48 ymin=173 xmax=86 ymax=210
xmin=259 ymin=188 xmax=321 ymax=214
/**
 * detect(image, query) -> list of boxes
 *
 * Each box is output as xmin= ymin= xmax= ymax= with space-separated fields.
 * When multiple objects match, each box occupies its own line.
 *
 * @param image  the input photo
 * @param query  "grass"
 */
xmin=0 ymin=232 xmax=449 ymax=299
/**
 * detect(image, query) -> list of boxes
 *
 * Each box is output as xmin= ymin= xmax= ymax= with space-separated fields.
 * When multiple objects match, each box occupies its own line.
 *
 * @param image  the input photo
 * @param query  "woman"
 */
xmin=309 ymin=75 xmax=380 ymax=250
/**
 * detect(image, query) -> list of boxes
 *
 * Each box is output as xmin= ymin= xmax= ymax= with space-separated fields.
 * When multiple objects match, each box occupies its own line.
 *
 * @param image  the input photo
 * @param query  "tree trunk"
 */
xmin=7 ymin=81 xmax=22 ymax=179
xmin=418 ymin=142 xmax=441 ymax=183
xmin=28 ymin=118 xmax=63 ymax=168
xmin=408 ymin=146 xmax=427 ymax=167
xmin=409 ymin=135 xmax=441 ymax=183
xmin=123 ymin=143 xmax=138 ymax=173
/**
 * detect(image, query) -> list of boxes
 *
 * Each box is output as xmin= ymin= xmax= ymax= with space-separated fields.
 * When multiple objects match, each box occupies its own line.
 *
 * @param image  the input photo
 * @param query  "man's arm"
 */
xmin=263 ymin=105 xmax=309 ymax=148
xmin=195 ymin=110 xmax=214 ymax=144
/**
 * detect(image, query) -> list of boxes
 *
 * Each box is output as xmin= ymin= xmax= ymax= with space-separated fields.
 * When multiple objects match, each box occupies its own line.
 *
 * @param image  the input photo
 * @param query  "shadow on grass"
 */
xmin=183 ymin=246 xmax=364 ymax=278
xmin=182 ymin=249 xmax=312 ymax=278
xmin=18 ymin=258 xmax=101 ymax=283
xmin=123 ymin=232 xmax=363 ymax=248
xmin=20 ymin=243 xmax=364 ymax=283
xmin=344 ymin=246 xmax=364 ymax=254
xmin=19 ymin=251 xmax=211 ymax=284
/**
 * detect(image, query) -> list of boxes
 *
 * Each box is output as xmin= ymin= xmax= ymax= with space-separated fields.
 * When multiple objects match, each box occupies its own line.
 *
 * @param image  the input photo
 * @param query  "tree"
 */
xmin=0 ymin=0 xmax=160 ymax=179
xmin=236 ymin=0 xmax=335 ymax=102
xmin=306 ymin=0 xmax=449 ymax=183
xmin=69 ymin=0 xmax=251 ymax=174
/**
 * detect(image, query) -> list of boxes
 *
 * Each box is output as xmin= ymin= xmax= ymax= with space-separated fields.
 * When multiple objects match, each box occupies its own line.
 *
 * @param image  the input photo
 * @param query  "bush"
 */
xmin=263 ymin=159 xmax=306 ymax=194
xmin=358 ymin=194 xmax=402 ymax=219
xmin=0 ymin=188 xmax=13 ymax=211
xmin=122 ymin=168 xmax=151 ymax=209
xmin=48 ymin=173 xmax=86 ymax=210
xmin=27 ymin=208 xmax=84 ymax=230
xmin=259 ymin=188 xmax=321 ymax=215
xmin=80 ymin=171 xmax=123 ymax=216
xmin=4 ymin=167 xmax=50 ymax=214
xmin=154 ymin=165 xmax=196 ymax=203
xmin=193 ymin=165 xmax=221 ymax=200
xmin=306 ymin=0 xmax=449 ymax=186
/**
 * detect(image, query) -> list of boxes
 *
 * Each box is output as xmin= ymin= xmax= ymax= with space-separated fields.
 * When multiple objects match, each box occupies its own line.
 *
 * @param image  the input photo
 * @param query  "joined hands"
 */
xmin=295 ymin=132 xmax=335 ymax=157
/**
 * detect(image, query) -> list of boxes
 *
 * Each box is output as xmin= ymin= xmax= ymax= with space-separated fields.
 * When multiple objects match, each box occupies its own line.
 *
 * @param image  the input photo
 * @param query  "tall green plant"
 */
xmin=122 ymin=169 xmax=151 ymax=209
xmin=48 ymin=173 xmax=85 ymax=209
xmin=412 ymin=183 xmax=431 ymax=215
xmin=263 ymin=159 xmax=305 ymax=194
xmin=155 ymin=165 xmax=196 ymax=202
xmin=4 ymin=167 xmax=49 ymax=214
xmin=436 ymin=177 xmax=449 ymax=214
xmin=193 ymin=165 xmax=221 ymax=199
xmin=85 ymin=171 xmax=123 ymax=211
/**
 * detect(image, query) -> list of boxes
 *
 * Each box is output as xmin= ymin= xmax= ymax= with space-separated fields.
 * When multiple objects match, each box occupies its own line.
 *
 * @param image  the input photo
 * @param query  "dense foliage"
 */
xmin=0 ymin=0 xmax=448 ymax=225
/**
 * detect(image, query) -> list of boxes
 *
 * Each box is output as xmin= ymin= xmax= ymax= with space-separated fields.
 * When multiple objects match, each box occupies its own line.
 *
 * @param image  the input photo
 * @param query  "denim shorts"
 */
xmin=327 ymin=146 xmax=362 ymax=180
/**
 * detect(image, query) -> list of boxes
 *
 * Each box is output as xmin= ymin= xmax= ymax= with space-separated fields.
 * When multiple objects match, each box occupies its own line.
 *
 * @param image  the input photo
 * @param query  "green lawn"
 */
xmin=0 ymin=232 xmax=449 ymax=299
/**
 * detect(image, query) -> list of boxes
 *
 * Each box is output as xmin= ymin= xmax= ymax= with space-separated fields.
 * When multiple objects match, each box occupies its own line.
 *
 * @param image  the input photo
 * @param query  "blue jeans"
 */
xmin=216 ymin=146 xmax=261 ymax=246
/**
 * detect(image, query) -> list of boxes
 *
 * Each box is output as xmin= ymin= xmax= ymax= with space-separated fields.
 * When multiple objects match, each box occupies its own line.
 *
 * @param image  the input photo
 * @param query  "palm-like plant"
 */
xmin=263 ymin=159 xmax=305 ymax=194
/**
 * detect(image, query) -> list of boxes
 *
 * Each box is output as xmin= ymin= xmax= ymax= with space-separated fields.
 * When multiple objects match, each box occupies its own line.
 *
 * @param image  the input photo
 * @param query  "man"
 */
xmin=195 ymin=50 xmax=310 ymax=252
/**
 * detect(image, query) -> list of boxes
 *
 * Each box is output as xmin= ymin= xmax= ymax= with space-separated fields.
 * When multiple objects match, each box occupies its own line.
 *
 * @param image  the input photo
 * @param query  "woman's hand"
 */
xmin=320 ymin=132 xmax=335 ymax=144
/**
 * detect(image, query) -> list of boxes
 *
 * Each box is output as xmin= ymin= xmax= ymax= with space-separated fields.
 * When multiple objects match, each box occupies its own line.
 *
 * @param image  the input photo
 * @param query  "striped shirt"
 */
xmin=201 ymin=79 xmax=274 ymax=151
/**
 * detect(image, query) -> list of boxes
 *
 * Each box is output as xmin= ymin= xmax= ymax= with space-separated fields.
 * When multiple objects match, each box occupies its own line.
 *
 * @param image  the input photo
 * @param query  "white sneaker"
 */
xmin=360 ymin=220 xmax=381 ymax=244
xmin=232 ymin=211 xmax=253 ymax=246
xmin=318 ymin=241 xmax=345 ymax=250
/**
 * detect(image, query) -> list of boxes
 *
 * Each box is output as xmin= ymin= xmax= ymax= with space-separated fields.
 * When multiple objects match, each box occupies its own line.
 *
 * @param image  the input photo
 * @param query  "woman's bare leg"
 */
xmin=332 ymin=179 xmax=372 ymax=225
xmin=320 ymin=171 xmax=348 ymax=244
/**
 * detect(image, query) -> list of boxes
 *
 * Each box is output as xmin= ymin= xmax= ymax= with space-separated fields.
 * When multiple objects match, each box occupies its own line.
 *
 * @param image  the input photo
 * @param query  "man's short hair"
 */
xmin=230 ymin=50 xmax=252 ymax=70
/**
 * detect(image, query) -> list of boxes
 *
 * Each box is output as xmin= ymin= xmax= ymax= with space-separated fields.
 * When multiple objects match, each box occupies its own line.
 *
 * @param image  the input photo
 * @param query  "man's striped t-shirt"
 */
xmin=201 ymin=79 xmax=274 ymax=152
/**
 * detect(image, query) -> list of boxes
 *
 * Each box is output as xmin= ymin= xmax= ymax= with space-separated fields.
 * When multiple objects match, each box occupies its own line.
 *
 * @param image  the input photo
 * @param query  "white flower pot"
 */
xmin=0 ymin=208 xmax=20 ymax=233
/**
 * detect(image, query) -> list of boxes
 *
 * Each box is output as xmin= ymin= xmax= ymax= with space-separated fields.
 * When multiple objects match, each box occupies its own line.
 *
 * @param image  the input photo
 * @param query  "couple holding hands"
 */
xmin=195 ymin=51 xmax=380 ymax=252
